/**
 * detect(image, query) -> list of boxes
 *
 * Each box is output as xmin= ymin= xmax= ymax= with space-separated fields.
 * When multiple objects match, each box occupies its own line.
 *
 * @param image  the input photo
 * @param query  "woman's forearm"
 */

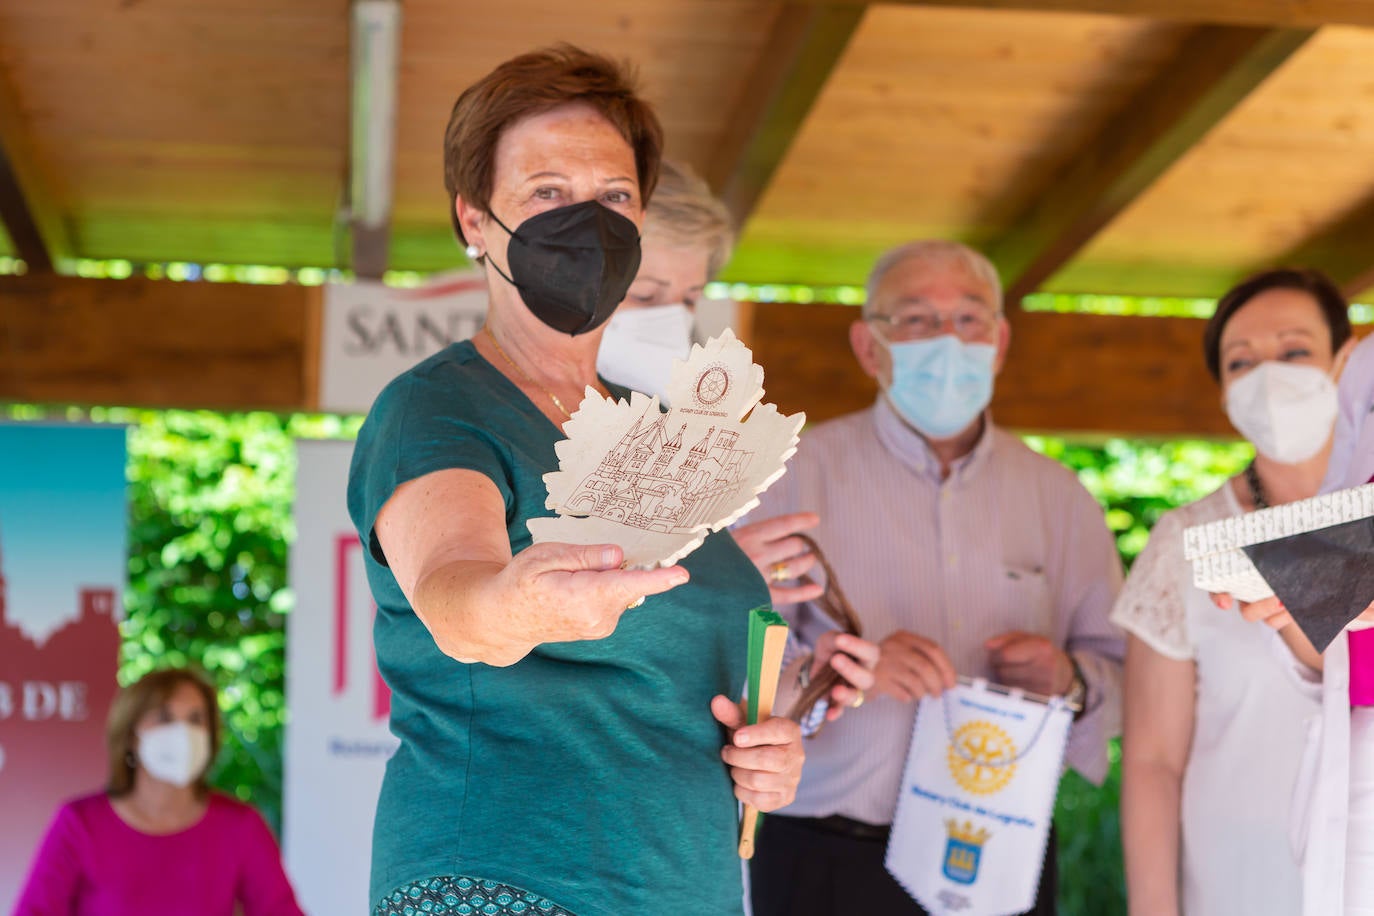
xmin=408 ymin=546 xmax=673 ymax=666
xmin=1278 ymin=623 xmax=1324 ymax=672
xmin=1121 ymin=758 xmax=1184 ymax=916
xmin=412 ymin=558 xmax=534 ymax=666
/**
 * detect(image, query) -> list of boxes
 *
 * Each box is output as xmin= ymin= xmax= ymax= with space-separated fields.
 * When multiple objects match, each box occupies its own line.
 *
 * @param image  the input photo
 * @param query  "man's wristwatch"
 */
xmin=796 ymin=654 xmax=830 ymax=738
xmin=1064 ymin=657 xmax=1087 ymax=714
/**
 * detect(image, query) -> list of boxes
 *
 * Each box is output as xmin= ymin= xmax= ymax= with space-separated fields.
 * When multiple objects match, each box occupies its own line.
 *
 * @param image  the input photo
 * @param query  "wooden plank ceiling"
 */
xmin=0 ymin=0 xmax=351 ymax=269
xmin=3 ymin=0 xmax=1374 ymax=296
xmin=387 ymin=0 xmax=788 ymax=269
xmin=4 ymin=0 xmax=1374 ymax=429
xmin=727 ymin=7 xmax=1201 ymax=288
xmin=1048 ymin=25 xmax=1374 ymax=297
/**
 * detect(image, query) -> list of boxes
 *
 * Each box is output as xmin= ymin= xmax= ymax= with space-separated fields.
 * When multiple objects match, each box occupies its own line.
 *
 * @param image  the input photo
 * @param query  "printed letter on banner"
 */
xmin=885 ymin=680 xmax=1071 ymax=916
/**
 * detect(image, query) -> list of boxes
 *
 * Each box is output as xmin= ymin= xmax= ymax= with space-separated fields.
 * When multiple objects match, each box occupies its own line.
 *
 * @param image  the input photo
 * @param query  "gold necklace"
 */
xmin=482 ymin=327 xmax=573 ymax=420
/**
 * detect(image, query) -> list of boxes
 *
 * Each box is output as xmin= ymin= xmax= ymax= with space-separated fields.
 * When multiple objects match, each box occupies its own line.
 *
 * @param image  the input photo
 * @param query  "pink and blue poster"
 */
xmin=0 ymin=424 xmax=126 ymax=908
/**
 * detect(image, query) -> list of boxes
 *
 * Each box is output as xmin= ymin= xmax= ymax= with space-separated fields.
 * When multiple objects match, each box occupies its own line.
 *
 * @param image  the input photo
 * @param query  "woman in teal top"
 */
xmin=348 ymin=46 xmax=875 ymax=916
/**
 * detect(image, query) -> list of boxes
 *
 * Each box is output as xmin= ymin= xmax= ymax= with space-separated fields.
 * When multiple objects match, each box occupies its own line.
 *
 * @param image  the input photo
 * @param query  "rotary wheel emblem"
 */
xmin=947 ymin=720 xmax=1017 ymax=796
xmin=694 ymin=366 xmax=730 ymax=406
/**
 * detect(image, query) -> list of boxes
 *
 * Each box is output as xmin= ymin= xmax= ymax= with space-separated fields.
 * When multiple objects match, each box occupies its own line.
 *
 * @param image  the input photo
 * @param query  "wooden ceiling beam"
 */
xmin=1279 ymin=191 xmax=1374 ymax=300
xmin=0 ymin=275 xmax=319 ymax=411
xmin=1344 ymin=261 xmax=1374 ymax=303
xmin=985 ymin=24 xmax=1313 ymax=307
xmin=0 ymin=275 xmax=1257 ymax=438
xmin=0 ymin=67 xmax=74 ymax=273
xmin=745 ymin=301 xmax=1238 ymax=437
xmin=797 ymin=0 xmax=1374 ymax=30
xmin=706 ymin=2 xmax=865 ymax=225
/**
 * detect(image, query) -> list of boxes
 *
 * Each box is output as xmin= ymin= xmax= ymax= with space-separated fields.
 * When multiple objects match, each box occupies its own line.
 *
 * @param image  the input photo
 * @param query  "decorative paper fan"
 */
xmin=1184 ymin=484 xmax=1374 ymax=601
xmin=1184 ymin=483 xmax=1374 ymax=652
xmin=527 ymin=329 xmax=805 ymax=569
xmin=1243 ymin=518 xmax=1374 ymax=653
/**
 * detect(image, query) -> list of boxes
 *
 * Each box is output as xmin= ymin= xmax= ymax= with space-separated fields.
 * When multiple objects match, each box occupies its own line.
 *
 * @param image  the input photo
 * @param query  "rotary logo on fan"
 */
xmin=691 ymin=364 xmax=731 ymax=408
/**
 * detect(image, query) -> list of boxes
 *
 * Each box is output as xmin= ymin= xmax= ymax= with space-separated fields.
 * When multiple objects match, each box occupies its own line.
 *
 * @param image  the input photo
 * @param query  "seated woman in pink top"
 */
xmin=14 ymin=667 xmax=303 ymax=916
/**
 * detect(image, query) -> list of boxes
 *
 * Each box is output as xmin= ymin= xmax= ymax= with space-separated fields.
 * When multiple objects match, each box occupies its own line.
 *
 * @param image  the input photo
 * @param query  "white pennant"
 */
xmin=886 ymin=679 xmax=1072 ymax=916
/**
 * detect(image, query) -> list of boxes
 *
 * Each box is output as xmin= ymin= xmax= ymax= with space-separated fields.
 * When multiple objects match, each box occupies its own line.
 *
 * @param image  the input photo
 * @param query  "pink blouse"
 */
xmin=13 ymin=793 xmax=303 ymax=916
xmin=1351 ymin=627 xmax=1374 ymax=708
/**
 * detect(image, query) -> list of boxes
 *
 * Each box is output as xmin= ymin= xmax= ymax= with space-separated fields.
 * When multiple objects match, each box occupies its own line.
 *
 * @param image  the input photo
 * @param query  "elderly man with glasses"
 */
xmin=740 ymin=240 xmax=1125 ymax=916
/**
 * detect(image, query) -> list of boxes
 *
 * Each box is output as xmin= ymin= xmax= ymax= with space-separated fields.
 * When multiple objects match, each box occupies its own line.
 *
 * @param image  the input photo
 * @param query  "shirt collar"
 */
xmin=871 ymin=394 xmax=996 ymax=483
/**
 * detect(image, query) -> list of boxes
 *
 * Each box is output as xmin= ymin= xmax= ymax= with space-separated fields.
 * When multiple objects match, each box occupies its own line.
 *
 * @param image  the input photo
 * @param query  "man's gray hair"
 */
xmin=862 ymin=240 xmax=1003 ymax=317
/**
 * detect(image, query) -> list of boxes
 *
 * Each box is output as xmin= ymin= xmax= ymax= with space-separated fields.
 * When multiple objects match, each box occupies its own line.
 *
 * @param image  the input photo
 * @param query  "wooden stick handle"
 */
xmin=739 ymin=807 xmax=762 ymax=859
xmin=738 ymin=624 xmax=789 ymax=859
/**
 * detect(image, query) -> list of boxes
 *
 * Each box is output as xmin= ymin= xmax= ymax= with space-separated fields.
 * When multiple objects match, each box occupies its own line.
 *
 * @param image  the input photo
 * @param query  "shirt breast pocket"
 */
xmin=1002 ymin=565 xmax=1053 ymax=633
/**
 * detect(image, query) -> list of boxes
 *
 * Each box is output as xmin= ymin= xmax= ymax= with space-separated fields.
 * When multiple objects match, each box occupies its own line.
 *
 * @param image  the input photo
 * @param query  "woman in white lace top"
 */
xmin=1113 ymin=269 xmax=1355 ymax=916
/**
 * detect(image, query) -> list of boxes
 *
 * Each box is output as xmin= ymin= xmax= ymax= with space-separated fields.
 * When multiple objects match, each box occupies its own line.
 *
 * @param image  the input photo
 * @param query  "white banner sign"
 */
xmin=321 ymin=271 xmax=488 ymax=414
xmin=285 ymin=439 xmax=398 ymax=914
xmin=886 ymin=681 xmax=1071 ymax=916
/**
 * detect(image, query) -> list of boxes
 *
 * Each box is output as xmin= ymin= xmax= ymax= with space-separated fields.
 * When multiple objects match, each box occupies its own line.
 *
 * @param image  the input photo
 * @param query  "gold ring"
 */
xmin=626 ymin=596 xmax=645 ymax=610
xmin=850 ymin=689 xmax=866 ymax=709
xmin=770 ymin=562 xmax=789 ymax=583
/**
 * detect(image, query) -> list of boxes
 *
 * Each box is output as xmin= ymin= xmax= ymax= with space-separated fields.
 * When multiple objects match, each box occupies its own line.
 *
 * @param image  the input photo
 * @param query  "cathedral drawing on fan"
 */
xmin=566 ymin=407 xmax=754 ymax=535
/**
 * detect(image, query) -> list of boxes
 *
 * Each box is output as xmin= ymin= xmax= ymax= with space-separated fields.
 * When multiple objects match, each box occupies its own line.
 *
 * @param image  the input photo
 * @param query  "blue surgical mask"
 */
xmin=879 ymin=334 xmax=996 ymax=438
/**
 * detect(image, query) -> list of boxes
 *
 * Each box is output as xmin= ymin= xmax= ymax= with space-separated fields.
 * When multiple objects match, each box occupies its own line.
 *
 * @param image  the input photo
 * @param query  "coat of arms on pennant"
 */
xmin=527 ymin=329 xmax=805 ymax=569
xmin=885 ymin=680 xmax=1072 ymax=916
xmin=943 ymin=820 xmax=991 ymax=885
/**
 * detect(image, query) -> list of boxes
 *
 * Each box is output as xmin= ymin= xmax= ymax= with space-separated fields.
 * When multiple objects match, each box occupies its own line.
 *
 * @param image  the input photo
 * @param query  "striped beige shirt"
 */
xmin=752 ymin=397 xmax=1125 ymax=825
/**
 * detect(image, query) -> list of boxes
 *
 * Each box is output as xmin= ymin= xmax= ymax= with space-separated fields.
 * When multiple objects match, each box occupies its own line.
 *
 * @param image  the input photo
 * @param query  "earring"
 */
xmin=465 ymin=244 xmax=481 ymax=260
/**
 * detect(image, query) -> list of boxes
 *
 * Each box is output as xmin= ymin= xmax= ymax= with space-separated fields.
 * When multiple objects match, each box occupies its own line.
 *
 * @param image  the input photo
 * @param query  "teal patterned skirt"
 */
xmin=373 ymin=876 xmax=576 ymax=916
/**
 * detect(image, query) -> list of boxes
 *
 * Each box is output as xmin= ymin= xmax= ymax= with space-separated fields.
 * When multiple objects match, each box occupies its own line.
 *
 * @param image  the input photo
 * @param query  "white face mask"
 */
xmin=137 ymin=721 xmax=211 ymax=788
xmin=596 ymin=304 xmax=694 ymax=405
xmin=1224 ymin=361 xmax=1338 ymax=464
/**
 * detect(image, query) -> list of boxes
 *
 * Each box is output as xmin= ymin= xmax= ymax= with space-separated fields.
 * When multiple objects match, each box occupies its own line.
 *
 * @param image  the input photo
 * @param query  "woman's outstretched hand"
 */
xmin=429 ymin=542 xmax=689 ymax=666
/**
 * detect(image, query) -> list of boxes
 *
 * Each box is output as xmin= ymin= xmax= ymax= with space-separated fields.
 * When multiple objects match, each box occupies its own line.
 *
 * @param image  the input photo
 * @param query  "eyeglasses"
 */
xmin=867 ymin=306 xmax=999 ymax=342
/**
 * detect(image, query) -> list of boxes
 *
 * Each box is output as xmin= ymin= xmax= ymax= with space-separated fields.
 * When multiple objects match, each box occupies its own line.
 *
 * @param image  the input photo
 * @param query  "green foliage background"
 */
xmin=6 ymin=406 xmax=1254 ymax=914
xmin=1024 ymin=436 xmax=1252 ymax=915
xmin=120 ymin=410 xmax=362 ymax=832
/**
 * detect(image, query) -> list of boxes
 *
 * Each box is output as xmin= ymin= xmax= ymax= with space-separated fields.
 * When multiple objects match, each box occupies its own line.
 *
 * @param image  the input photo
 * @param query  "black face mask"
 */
xmin=485 ymin=201 xmax=642 ymax=336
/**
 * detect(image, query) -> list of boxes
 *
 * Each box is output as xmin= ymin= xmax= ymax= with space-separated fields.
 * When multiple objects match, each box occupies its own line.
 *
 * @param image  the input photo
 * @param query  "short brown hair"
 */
xmin=443 ymin=44 xmax=664 ymax=243
xmin=1203 ymin=268 xmax=1352 ymax=381
xmin=644 ymin=160 xmax=736 ymax=278
xmin=107 ymin=667 xmax=221 ymax=797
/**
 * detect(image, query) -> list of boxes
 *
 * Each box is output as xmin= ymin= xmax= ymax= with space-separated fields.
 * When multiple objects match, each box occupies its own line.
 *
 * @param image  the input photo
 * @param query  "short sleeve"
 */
xmin=347 ymin=372 xmax=515 ymax=567
xmin=12 ymin=803 xmax=83 ymax=915
xmin=231 ymin=802 xmax=305 ymax=916
xmin=1109 ymin=506 xmax=1195 ymax=661
xmin=1324 ymin=333 xmax=1374 ymax=491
